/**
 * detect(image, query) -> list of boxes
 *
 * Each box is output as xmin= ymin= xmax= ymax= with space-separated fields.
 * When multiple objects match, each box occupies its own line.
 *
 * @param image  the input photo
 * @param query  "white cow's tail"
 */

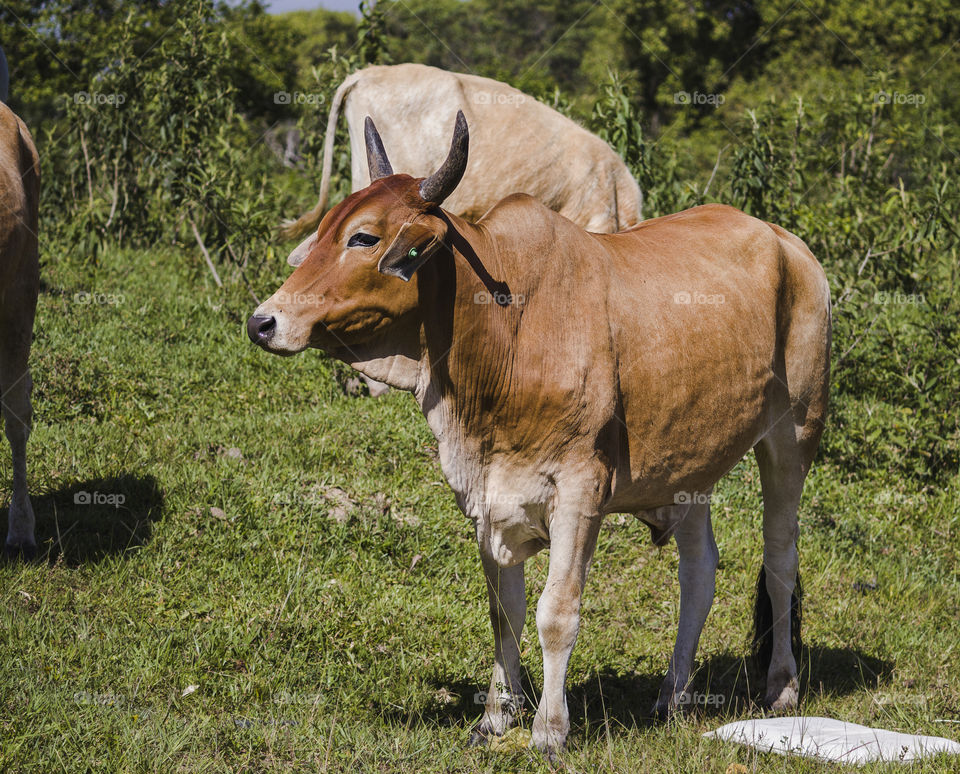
xmin=279 ymin=69 xmax=364 ymax=241
xmin=617 ymin=170 xmax=643 ymax=228
xmin=0 ymin=46 xmax=9 ymax=104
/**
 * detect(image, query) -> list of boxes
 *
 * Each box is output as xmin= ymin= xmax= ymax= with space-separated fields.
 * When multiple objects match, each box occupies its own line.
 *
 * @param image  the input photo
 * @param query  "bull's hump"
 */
xmin=481 ymin=192 xmax=545 ymax=219
xmin=478 ymin=192 xmax=582 ymax=236
xmin=610 ymin=204 xmax=777 ymax=263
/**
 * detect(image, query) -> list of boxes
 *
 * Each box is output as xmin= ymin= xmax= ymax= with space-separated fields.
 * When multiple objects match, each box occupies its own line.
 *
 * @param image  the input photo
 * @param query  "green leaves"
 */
xmin=36 ymin=0 xmax=296 ymax=270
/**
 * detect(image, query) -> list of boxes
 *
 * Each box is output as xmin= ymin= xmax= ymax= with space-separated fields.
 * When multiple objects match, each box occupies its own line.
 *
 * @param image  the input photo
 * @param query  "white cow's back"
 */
xmin=342 ymin=64 xmax=642 ymax=231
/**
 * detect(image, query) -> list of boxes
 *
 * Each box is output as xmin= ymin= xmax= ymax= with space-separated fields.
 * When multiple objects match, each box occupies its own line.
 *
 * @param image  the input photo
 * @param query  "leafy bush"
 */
xmin=607 ymin=78 xmax=960 ymax=482
xmin=590 ymin=73 xmax=705 ymax=217
xmin=33 ymin=0 xmax=298 ymax=275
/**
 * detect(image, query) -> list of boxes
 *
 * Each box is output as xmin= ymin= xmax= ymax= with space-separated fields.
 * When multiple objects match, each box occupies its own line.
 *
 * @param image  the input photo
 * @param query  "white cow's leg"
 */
xmin=653 ymin=501 xmax=719 ymax=716
xmin=755 ymin=421 xmax=804 ymax=710
xmin=471 ymin=558 xmax=526 ymax=743
xmin=1 ymin=310 xmax=36 ymax=557
xmin=531 ymin=510 xmax=602 ymax=757
xmin=360 ymin=374 xmax=390 ymax=397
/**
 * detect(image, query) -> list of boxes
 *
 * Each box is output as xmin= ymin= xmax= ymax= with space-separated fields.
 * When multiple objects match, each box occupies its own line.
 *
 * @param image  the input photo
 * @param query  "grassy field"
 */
xmin=1 ymin=243 xmax=959 ymax=772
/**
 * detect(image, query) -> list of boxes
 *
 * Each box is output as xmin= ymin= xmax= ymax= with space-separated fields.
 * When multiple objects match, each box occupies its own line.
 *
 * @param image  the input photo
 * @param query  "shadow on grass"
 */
xmin=31 ymin=474 xmax=164 ymax=564
xmin=568 ymin=645 xmax=894 ymax=738
xmin=375 ymin=645 xmax=893 ymax=738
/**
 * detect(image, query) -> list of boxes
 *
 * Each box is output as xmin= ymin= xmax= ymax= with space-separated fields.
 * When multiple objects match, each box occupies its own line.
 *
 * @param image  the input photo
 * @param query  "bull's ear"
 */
xmin=378 ymin=220 xmax=447 ymax=281
xmin=287 ymin=232 xmax=318 ymax=267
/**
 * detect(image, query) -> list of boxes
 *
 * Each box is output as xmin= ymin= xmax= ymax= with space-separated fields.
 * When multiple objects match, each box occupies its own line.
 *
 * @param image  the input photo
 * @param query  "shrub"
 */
xmin=592 ymin=74 xmax=959 ymax=482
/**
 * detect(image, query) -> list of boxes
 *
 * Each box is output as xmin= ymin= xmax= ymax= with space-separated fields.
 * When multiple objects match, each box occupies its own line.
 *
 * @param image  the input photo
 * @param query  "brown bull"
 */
xmin=284 ymin=63 xmax=645 ymax=399
xmin=247 ymin=112 xmax=831 ymax=756
xmin=0 ymin=101 xmax=40 ymax=557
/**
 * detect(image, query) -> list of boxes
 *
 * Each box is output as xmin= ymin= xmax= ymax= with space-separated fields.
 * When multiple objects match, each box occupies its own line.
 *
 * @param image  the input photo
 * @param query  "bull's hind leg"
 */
xmin=653 ymin=500 xmax=720 ymax=717
xmin=1 ymin=297 xmax=37 ymax=557
xmin=753 ymin=413 xmax=808 ymax=710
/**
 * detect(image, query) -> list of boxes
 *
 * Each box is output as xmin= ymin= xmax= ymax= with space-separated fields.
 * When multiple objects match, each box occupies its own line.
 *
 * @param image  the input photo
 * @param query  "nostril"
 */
xmin=246 ymin=314 xmax=276 ymax=344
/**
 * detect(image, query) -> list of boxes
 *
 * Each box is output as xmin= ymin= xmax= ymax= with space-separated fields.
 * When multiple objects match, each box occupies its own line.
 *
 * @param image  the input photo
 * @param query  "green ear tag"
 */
xmin=408 ymin=247 xmax=419 ymax=258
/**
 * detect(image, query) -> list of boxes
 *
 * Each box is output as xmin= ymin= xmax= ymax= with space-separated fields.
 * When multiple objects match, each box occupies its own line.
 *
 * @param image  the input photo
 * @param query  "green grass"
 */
xmin=2 ymin=244 xmax=959 ymax=772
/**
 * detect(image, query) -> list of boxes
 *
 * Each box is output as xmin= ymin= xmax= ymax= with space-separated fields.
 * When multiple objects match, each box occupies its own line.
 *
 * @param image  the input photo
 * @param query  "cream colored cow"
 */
xmin=281 ymin=63 xmax=642 ymax=241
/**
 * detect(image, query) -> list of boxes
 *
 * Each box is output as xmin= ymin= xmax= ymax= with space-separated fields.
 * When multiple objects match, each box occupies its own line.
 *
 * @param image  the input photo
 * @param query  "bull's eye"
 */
xmin=347 ymin=232 xmax=380 ymax=248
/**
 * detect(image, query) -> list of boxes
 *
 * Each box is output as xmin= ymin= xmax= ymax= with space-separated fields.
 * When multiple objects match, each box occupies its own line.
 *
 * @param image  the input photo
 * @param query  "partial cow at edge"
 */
xmin=250 ymin=113 xmax=830 ymax=758
xmin=0 ymin=89 xmax=41 ymax=558
xmin=0 ymin=46 xmax=9 ymax=105
xmin=280 ymin=63 xmax=643 ymax=242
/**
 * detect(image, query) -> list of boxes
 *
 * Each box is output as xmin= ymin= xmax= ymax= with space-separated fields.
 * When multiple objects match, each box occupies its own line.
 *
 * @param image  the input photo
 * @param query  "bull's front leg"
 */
xmin=532 ymin=510 xmax=602 ymax=757
xmin=470 ymin=556 xmax=526 ymax=744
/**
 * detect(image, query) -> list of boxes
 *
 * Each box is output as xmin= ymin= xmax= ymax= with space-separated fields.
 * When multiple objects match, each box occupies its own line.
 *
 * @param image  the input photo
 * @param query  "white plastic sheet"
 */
xmin=704 ymin=716 xmax=960 ymax=765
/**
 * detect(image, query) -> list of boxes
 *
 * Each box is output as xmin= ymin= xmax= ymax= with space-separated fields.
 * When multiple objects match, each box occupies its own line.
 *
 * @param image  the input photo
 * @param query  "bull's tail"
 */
xmin=279 ymin=69 xmax=364 ymax=241
xmin=751 ymin=565 xmax=803 ymax=676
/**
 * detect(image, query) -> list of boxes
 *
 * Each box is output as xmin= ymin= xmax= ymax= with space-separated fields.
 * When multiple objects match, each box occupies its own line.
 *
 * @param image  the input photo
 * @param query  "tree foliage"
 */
xmin=3 ymin=0 xmax=958 ymax=481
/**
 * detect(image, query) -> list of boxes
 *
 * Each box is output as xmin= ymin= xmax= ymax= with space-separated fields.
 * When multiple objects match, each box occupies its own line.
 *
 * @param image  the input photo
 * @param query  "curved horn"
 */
xmin=419 ymin=110 xmax=469 ymax=205
xmin=364 ymin=116 xmax=393 ymax=181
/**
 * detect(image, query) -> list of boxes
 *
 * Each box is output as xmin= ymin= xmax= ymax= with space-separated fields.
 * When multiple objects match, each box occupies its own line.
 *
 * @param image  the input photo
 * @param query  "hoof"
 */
xmin=535 ymin=744 xmax=561 ymax=764
xmin=531 ymin=725 xmax=566 ymax=762
xmin=651 ymin=687 xmax=688 ymax=721
xmin=764 ymin=679 xmax=799 ymax=713
xmin=651 ymin=700 xmax=673 ymax=722
xmin=468 ymin=721 xmax=500 ymax=748
xmin=4 ymin=541 xmax=37 ymax=561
